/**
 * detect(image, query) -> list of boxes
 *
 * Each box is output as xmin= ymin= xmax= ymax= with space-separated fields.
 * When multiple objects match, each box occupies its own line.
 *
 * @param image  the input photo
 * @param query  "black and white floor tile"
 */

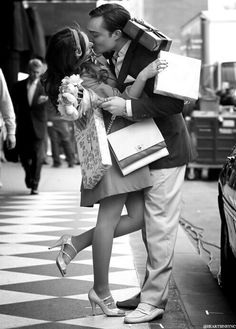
xmin=0 ymin=192 xmax=146 ymax=329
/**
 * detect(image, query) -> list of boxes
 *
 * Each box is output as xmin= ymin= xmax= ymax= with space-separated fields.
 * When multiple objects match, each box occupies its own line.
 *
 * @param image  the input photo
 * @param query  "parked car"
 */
xmin=218 ymin=144 xmax=236 ymax=294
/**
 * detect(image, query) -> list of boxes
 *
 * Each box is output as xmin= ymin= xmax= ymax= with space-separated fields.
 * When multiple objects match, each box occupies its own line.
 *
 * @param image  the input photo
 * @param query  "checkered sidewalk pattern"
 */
xmin=0 ymin=191 xmax=144 ymax=329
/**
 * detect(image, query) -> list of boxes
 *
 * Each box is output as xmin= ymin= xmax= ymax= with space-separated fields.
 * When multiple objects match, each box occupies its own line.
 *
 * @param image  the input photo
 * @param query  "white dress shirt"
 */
xmin=27 ymin=79 xmax=38 ymax=106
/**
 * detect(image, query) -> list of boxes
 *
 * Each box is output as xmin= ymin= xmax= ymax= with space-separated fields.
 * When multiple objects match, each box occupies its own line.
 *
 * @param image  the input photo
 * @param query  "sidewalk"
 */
xmin=0 ymin=161 xmax=236 ymax=329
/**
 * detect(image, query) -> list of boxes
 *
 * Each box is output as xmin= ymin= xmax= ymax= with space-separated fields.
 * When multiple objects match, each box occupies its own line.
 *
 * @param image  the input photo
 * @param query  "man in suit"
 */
xmin=12 ymin=58 xmax=48 ymax=195
xmin=87 ymin=4 xmax=193 ymax=324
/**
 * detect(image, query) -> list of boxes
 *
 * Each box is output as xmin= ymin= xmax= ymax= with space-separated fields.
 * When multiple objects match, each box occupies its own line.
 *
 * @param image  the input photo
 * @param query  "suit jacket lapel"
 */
xmin=103 ymin=51 xmax=116 ymax=76
xmin=24 ymin=79 xmax=29 ymax=103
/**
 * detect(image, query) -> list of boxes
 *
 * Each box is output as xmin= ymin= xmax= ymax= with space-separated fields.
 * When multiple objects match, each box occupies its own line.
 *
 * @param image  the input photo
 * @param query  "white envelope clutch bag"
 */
xmin=107 ymin=118 xmax=169 ymax=176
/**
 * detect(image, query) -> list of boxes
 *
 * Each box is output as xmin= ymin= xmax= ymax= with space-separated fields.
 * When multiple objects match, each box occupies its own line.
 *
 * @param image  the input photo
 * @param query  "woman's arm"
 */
xmin=126 ymin=59 xmax=167 ymax=99
xmin=82 ymin=59 xmax=167 ymax=100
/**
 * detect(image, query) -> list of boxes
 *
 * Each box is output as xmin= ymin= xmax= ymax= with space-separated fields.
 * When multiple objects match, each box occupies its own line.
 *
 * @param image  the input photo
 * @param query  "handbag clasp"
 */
xmin=136 ymin=144 xmax=143 ymax=151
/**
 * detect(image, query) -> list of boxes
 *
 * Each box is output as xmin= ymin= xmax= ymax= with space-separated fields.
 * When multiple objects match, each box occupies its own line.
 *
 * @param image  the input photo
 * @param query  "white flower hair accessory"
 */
xmin=57 ymin=74 xmax=84 ymax=121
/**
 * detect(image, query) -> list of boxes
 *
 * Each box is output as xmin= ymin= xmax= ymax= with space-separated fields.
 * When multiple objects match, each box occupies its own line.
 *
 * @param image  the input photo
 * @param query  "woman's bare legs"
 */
xmin=92 ymin=193 xmax=126 ymax=297
xmin=63 ymin=191 xmax=145 ymax=265
xmin=92 ymin=191 xmax=145 ymax=298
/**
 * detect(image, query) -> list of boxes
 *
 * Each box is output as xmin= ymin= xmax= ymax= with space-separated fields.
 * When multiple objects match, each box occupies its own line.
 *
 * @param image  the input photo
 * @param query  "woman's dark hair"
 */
xmin=89 ymin=3 xmax=131 ymax=33
xmin=43 ymin=26 xmax=87 ymax=107
xmin=43 ymin=26 xmax=111 ymax=108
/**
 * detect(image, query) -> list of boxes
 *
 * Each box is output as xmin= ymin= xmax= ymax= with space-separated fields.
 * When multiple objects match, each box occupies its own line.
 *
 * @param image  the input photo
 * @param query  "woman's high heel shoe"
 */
xmin=48 ymin=235 xmax=77 ymax=277
xmin=88 ymin=288 xmax=125 ymax=317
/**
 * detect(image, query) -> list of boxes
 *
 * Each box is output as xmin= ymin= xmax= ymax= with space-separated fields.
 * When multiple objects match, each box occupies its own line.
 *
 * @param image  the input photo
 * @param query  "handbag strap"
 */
xmin=106 ymin=115 xmax=116 ymax=134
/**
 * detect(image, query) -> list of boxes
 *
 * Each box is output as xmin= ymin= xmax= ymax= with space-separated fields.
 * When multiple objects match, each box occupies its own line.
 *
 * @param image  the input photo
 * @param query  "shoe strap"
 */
xmin=62 ymin=239 xmax=77 ymax=260
xmin=65 ymin=238 xmax=77 ymax=253
xmin=103 ymin=295 xmax=112 ymax=302
xmin=101 ymin=294 xmax=122 ymax=312
xmin=62 ymin=250 xmax=73 ymax=261
xmin=103 ymin=295 xmax=115 ymax=307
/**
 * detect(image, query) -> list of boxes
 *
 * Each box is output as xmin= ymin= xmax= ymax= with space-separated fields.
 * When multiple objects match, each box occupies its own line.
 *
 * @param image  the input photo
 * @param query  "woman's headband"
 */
xmin=70 ymin=28 xmax=82 ymax=57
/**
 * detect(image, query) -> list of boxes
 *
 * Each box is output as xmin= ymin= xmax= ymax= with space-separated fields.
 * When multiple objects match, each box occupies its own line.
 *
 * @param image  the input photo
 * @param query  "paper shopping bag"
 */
xmin=107 ymin=118 xmax=169 ymax=176
xmin=154 ymin=51 xmax=201 ymax=100
xmin=74 ymin=108 xmax=112 ymax=189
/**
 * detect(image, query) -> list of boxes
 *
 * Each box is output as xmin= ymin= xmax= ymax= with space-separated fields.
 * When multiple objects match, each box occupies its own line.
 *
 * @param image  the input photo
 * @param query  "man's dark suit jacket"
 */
xmin=116 ymin=42 xmax=194 ymax=170
xmin=12 ymin=78 xmax=47 ymax=140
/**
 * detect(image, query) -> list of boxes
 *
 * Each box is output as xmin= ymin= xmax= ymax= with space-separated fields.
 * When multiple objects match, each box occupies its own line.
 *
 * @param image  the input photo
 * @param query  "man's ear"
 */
xmin=113 ymin=29 xmax=122 ymax=40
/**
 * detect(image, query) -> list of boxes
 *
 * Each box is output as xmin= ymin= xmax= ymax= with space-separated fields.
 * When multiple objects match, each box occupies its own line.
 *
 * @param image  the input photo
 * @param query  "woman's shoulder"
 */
xmin=81 ymin=70 xmax=118 ymax=98
xmin=81 ymin=72 xmax=100 ymax=90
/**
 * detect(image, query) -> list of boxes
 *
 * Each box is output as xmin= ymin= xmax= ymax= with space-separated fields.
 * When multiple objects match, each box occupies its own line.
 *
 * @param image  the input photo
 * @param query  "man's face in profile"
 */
xmin=87 ymin=16 xmax=117 ymax=54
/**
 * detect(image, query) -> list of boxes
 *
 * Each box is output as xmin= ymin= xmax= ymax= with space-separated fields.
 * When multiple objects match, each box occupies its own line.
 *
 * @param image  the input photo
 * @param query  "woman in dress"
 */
xmin=44 ymin=26 xmax=167 ymax=317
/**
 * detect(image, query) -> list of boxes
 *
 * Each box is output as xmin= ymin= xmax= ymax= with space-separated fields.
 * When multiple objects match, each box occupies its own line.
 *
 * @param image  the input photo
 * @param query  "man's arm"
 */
xmin=0 ymin=69 xmax=16 ymax=149
xmin=131 ymin=93 xmax=184 ymax=120
xmin=101 ymin=93 xmax=184 ymax=120
xmin=101 ymin=70 xmax=184 ymax=119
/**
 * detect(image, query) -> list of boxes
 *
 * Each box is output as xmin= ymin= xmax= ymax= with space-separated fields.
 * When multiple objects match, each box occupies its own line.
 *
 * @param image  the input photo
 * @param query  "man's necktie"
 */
xmin=112 ymin=53 xmax=120 ymax=77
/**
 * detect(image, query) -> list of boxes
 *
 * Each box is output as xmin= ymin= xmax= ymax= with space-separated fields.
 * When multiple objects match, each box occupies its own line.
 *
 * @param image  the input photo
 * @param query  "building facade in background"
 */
xmin=6 ymin=0 xmax=236 ymax=86
xmin=142 ymin=0 xmax=208 ymax=53
xmin=26 ymin=0 xmax=208 ymax=54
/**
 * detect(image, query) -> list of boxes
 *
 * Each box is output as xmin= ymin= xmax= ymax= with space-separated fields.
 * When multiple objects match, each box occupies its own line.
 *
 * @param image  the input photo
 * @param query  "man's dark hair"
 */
xmin=89 ymin=3 xmax=131 ymax=33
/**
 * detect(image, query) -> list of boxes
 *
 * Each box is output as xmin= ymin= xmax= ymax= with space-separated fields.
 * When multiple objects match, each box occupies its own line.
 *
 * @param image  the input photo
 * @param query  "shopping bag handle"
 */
xmin=131 ymin=18 xmax=162 ymax=37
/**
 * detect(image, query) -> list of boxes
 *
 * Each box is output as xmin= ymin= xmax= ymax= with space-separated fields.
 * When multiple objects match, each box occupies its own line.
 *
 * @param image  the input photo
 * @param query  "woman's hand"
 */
xmin=138 ymin=59 xmax=168 ymax=81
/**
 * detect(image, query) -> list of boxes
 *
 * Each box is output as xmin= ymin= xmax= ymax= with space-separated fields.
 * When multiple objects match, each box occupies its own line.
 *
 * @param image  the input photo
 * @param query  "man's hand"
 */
xmin=6 ymin=134 xmax=16 ymax=150
xmin=100 ymin=97 xmax=126 ymax=116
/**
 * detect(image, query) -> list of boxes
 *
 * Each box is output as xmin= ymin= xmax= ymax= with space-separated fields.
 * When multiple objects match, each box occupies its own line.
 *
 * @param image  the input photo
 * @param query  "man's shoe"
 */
xmin=116 ymin=293 xmax=140 ymax=309
xmin=31 ymin=189 xmax=39 ymax=195
xmin=124 ymin=303 xmax=164 ymax=324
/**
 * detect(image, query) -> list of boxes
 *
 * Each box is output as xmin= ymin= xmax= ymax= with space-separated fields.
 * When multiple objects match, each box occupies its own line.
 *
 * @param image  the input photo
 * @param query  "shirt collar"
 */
xmin=115 ymin=40 xmax=132 ymax=59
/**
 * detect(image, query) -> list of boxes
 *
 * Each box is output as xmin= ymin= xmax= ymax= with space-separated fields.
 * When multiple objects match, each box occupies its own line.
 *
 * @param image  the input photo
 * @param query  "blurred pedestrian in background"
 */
xmin=12 ymin=58 xmax=48 ymax=195
xmin=0 ymin=68 xmax=16 ymax=188
xmin=47 ymin=101 xmax=74 ymax=168
xmin=68 ymin=121 xmax=80 ymax=165
xmin=219 ymin=87 xmax=236 ymax=106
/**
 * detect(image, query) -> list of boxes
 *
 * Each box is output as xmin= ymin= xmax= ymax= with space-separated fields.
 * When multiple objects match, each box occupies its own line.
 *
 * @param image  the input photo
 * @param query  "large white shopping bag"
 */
xmin=154 ymin=50 xmax=201 ymax=100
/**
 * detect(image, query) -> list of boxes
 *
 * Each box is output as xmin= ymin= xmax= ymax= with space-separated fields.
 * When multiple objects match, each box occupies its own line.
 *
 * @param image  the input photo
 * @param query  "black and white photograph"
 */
xmin=0 ymin=0 xmax=236 ymax=328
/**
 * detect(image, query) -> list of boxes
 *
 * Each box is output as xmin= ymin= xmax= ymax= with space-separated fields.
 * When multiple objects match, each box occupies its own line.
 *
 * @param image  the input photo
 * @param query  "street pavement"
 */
xmin=0 ymin=160 xmax=236 ymax=329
